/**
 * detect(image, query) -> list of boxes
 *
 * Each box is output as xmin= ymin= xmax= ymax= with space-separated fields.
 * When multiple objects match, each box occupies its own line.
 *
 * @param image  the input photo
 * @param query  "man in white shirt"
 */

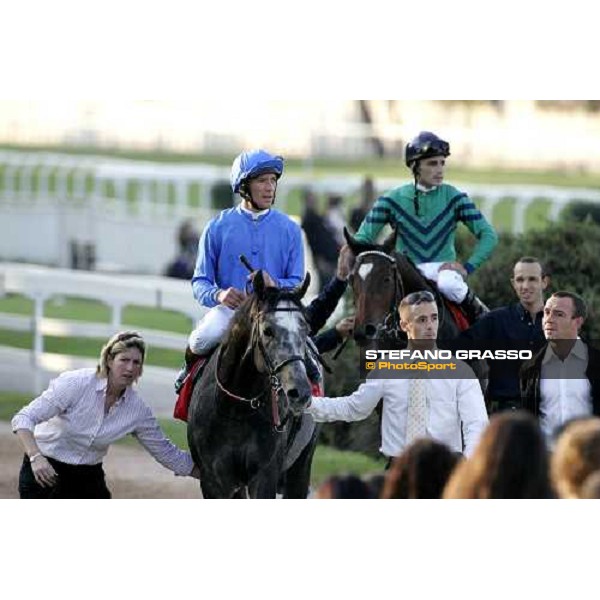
xmin=520 ymin=291 xmax=600 ymax=441
xmin=306 ymin=290 xmax=489 ymax=458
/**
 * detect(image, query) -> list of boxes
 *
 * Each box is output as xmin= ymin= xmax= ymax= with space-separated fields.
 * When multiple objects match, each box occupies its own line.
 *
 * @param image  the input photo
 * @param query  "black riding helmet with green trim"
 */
xmin=405 ymin=131 xmax=451 ymax=216
xmin=405 ymin=131 xmax=451 ymax=170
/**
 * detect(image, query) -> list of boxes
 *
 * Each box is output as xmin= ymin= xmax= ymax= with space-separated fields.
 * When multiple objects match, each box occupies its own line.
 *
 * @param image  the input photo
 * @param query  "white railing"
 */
xmin=4 ymin=148 xmax=600 ymax=227
xmin=0 ymin=263 xmax=210 ymax=413
xmin=0 ymin=262 xmax=204 ymax=369
xmin=0 ymin=262 xmax=344 ymax=414
xmin=0 ymin=313 xmax=187 ymax=351
xmin=4 ymin=150 xmax=600 ymax=277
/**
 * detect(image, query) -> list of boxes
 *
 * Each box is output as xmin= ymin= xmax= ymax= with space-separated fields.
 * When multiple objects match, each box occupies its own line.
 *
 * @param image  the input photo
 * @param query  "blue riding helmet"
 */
xmin=405 ymin=131 xmax=451 ymax=167
xmin=230 ymin=149 xmax=285 ymax=194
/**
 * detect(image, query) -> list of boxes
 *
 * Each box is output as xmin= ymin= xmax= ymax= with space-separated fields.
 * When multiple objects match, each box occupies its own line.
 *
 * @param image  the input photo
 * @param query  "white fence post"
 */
xmin=31 ymin=292 xmax=46 ymax=367
xmin=110 ymin=301 xmax=124 ymax=331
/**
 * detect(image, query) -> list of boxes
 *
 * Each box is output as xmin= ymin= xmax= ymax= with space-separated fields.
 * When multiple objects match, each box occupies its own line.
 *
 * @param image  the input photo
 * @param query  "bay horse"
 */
xmin=344 ymin=227 xmax=461 ymax=345
xmin=187 ymin=271 xmax=318 ymax=499
xmin=344 ymin=227 xmax=488 ymax=389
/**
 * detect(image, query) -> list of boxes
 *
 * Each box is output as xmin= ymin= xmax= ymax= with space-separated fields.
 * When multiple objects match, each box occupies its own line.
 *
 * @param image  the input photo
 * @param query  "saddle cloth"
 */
xmin=173 ymin=356 xmax=207 ymax=422
xmin=444 ymin=300 xmax=470 ymax=331
xmin=423 ymin=277 xmax=471 ymax=332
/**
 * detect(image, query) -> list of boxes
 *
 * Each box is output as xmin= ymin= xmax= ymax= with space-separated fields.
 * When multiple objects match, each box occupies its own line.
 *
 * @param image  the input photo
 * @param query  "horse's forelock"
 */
xmin=262 ymin=288 xmax=306 ymax=316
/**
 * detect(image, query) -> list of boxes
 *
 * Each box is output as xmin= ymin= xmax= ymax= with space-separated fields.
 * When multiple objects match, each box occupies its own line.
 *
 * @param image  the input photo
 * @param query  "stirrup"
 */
xmin=174 ymin=363 xmax=189 ymax=394
xmin=461 ymin=290 xmax=487 ymax=323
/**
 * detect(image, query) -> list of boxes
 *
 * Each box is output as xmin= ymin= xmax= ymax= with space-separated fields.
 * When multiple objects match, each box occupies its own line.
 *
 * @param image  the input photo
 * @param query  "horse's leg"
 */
xmin=199 ymin=473 xmax=226 ymax=499
xmin=247 ymin=469 xmax=280 ymax=499
xmin=248 ymin=478 xmax=278 ymax=499
xmin=199 ymin=462 xmax=241 ymax=499
xmin=282 ymin=427 xmax=319 ymax=499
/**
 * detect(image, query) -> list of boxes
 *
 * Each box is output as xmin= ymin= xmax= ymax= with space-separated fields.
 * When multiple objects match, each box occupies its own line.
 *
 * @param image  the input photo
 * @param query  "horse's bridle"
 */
xmin=354 ymin=250 xmax=448 ymax=339
xmin=354 ymin=250 xmax=405 ymax=341
xmin=215 ymin=303 xmax=308 ymax=432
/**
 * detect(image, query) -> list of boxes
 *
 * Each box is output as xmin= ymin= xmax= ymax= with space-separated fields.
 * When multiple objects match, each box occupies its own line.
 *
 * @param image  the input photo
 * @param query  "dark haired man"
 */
xmin=520 ymin=291 xmax=600 ymax=442
xmin=460 ymin=257 xmax=548 ymax=413
xmin=353 ymin=131 xmax=498 ymax=322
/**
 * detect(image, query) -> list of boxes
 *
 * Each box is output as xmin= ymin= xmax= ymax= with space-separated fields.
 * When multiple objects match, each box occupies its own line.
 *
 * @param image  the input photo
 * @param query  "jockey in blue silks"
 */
xmin=174 ymin=149 xmax=305 ymax=390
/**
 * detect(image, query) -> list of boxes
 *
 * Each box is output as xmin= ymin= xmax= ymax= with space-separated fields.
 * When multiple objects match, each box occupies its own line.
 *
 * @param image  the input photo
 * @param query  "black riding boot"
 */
xmin=174 ymin=346 xmax=198 ymax=394
xmin=460 ymin=289 xmax=488 ymax=323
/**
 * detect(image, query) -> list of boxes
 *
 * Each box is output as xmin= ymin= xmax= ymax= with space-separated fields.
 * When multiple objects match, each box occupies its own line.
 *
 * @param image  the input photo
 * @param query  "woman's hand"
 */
xmin=31 ymin=456 xmax=58 ymax=488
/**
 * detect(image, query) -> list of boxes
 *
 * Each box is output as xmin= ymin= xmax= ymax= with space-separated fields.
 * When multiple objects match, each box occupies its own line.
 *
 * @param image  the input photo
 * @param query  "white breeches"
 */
xmin=417 ymin=262 xmax=468 ymax=303
xmin=188 ymin=305 xmax=235 ymax=354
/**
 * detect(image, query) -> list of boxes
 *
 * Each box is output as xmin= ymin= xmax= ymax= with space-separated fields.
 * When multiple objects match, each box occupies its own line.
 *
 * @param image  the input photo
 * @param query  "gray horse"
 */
xmin=187 ymin=271 xmax=318 ymax=499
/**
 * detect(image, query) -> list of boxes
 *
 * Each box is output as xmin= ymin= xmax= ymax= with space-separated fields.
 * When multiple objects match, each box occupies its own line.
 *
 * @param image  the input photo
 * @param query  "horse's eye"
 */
xmin=383 ymin=276 xmax=393 ymax=283
xmin=263 ymin=326 xmax=275 ymax=337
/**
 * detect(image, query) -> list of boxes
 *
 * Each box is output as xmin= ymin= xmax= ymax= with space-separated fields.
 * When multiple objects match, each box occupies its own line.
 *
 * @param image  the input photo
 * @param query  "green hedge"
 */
xmin=469 ymin=219 xmax=600 ymax=339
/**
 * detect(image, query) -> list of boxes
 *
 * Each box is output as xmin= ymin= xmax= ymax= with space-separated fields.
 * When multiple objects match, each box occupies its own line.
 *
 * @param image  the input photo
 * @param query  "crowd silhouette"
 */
xmin=314 ymin=413 xmax=600 ymax=499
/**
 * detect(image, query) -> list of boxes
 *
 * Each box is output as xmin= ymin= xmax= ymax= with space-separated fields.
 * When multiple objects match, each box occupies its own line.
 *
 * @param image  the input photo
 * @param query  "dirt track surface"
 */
xmin=0 ymin=422 xmax=202 ymax=499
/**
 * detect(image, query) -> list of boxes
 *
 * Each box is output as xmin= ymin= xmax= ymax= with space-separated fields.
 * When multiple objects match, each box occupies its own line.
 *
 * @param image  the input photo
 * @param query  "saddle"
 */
xmin=173 ymin=349 xmax=325 ymax=423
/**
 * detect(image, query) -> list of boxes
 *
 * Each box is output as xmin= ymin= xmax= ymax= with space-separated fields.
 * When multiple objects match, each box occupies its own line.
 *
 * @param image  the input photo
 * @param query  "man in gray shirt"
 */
xmin=520 ymin=291 xmax=600 ymax=442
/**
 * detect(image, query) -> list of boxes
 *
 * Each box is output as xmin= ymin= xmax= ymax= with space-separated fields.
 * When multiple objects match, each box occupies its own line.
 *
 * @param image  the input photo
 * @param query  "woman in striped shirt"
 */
xmin=12 ymin=331 xmax=200 ymax=499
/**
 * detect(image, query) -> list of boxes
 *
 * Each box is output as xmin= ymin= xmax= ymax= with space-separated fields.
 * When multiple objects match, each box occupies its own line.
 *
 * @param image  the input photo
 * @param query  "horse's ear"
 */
xmin=254 ymin=270 xmax=266 ymax=299
xmin=382 ymin=225 xmax=398 ymax=255
xmin=295 ymin=272 xmax=311 ymax=300
xmin=343 ymin=226 xmax=363 ymax=256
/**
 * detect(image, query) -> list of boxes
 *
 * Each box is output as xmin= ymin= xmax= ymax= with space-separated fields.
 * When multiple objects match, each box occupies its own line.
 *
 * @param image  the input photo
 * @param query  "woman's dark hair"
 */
xmin=552 ymin=418 xmax=600 ymax=498
xmin=316 ymin=474 xmax=372 ymax=499
xmin=444 ymin=411 xmax=554 ymax=499
xmin=381 ymin=439 xmax=461 ymax=499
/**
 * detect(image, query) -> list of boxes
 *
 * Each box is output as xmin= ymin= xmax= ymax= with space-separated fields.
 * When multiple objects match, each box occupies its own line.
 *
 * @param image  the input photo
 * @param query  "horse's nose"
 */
xmin=287 ymin=387 xmax=312 ymax=404
xmin=286 ymin=387 xmax=311 ymax=416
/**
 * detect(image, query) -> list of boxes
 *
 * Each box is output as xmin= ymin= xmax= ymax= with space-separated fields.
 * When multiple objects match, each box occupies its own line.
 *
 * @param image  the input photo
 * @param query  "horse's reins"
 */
xmin=355 ymin=250 xmax=405 ymax=340
xmin=214 ymin=255 xmax=308 ymax=431
xmin=214 ymin=312 xmax=305 ymax=431
xmin=356 ymin=250 xmax=450 ymax=337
